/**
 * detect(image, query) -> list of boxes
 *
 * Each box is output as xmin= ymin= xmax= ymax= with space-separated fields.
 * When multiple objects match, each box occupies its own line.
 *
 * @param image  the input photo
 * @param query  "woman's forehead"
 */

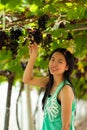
xmin=51 ymin=52 xmax=65 ymax=58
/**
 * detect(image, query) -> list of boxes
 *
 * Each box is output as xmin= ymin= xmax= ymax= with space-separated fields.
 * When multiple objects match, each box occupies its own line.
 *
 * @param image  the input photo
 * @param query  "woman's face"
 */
xmin=49 ymin=52 xmax=69 ymax=76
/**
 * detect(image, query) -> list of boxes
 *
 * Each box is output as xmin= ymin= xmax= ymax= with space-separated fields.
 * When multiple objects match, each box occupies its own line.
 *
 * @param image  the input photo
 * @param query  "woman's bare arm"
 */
xmin=60 ymin=85 xmax=74 ymax=130
xmin=23 ymin=43 xmax=49 ymax=87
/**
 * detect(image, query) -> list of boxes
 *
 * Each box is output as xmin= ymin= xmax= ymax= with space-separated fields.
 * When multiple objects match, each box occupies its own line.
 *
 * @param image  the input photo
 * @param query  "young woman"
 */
xmin=23 ymin=43 xmax=76 ymax=130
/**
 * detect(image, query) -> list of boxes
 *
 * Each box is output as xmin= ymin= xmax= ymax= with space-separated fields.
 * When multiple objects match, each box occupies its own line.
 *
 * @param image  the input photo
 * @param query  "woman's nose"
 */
xmin=52 ymin=61 xmax=58 ymax=66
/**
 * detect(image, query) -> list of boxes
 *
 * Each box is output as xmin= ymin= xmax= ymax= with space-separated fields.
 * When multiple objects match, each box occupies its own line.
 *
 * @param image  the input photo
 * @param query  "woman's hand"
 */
xmin=23 ymin=43 xmax=39 ymax=84
xmin=29 ymin=43 xmax=39 ymax=60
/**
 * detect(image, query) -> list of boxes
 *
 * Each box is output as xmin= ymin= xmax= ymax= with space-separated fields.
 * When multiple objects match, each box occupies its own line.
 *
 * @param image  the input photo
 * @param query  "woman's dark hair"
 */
xmin=42 ymin=48 xmax=75 ymax=110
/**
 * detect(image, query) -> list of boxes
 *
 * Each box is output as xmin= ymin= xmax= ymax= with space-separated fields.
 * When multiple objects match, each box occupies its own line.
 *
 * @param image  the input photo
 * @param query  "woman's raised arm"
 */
xmin=23 ymin=43 xmax=49 ymax=87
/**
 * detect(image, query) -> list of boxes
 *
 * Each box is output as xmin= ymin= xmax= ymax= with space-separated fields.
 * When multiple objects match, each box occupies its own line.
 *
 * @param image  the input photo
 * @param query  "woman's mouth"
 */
xmin=50 ymin=67 xmax=58 ymax=72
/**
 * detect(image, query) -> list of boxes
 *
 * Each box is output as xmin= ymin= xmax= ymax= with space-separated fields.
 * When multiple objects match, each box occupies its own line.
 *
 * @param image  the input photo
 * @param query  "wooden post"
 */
xmin=4 ymin=72 xmax=15 ymax=130
xmin=25 ymin=85 xmax=34 ymax=130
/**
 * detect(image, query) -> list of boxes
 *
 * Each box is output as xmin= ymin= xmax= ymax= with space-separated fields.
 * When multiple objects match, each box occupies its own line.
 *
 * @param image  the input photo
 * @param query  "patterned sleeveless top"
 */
xmin=42 ymin=80 xmax=76 ymax=130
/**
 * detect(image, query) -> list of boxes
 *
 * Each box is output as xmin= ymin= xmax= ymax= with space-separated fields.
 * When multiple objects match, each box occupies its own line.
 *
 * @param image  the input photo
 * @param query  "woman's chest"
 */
xmin=50 ymin=85 xmax=57 ymax=95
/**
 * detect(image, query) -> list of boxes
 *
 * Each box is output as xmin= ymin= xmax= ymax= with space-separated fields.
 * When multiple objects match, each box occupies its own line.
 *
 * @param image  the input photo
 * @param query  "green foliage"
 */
xmin=0 ymin=0 xmax=22 ymax=9
xmin=74 ymin=33 xmax=87 ymax=58
xmin=7 ymin=0 xmax=22 ymax=9
xmin=1 ymin=0 xmax=10 ymax=5
xmin=0 ymin=0 xmax=87 ymax=100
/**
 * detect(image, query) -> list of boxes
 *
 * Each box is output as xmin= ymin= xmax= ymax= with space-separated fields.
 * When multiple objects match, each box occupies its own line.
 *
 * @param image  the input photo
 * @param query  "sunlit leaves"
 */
xmin=0 ymin=49 xmax=12 ymax=69
xmin=26 ymin=0 xmax=43 ymax=6
xmin=67 ymin=5 xmax=86 ymax=20
xmin=29 ymin=4 xmax=38 ymax=12
xmin=74 ymin=33 xmax=87 ymax=58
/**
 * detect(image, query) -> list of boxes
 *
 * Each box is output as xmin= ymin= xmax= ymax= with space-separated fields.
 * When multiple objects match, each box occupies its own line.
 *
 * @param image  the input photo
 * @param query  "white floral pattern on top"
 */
xmin=44 ymin=94 xmax=61 ymax=122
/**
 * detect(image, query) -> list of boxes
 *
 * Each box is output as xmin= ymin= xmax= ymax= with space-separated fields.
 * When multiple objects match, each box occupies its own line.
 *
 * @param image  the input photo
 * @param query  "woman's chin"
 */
xmin=50 ymin=71 xmax=57 ymax=75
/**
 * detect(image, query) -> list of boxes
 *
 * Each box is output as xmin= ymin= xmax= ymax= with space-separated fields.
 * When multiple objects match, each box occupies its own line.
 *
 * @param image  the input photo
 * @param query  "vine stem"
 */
xmin=3 ymin=9 xmax=5 ymax=30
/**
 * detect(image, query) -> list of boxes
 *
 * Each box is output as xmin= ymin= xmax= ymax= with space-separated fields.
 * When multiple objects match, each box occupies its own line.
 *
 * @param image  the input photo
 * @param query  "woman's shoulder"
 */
xmin=60 ymin=82 xmax=74 ymax=101
xmin=62 ymin=84 xmax=73 ymax=93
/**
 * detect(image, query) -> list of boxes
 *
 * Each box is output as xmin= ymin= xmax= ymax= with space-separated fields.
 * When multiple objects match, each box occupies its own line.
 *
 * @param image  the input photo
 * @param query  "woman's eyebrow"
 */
xmin=51 ymin=56 xmax=64 ymax=61
xmin=58 ymin=59 xmax=64 ymax=61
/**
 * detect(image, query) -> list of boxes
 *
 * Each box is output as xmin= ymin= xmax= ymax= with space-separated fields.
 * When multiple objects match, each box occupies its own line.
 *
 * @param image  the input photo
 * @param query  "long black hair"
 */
xmin=42 ymin=48 xmax=75 ymax=110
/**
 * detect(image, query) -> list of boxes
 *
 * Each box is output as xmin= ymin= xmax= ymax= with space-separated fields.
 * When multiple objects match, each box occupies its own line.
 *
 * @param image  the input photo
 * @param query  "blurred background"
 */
xmin=0 ymin=82 xmax=87 ymax=130
xmin=0 ymin=0 xmax=87 ymax=130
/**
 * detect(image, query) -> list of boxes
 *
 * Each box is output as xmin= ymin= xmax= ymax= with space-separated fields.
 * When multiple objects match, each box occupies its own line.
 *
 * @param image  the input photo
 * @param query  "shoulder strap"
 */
xmin=54 ymin=81 xmax=64 ymax=96
xmin=54 ymin=80 xmax=71 ymax=96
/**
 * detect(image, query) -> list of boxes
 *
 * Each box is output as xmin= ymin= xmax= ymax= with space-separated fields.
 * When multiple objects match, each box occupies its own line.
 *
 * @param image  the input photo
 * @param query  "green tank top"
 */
xmin=42 ymin=80 xmax=76 ymax=130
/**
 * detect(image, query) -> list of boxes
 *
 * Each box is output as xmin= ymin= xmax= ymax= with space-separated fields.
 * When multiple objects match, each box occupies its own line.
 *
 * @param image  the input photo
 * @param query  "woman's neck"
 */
xmin=53 ymin=75 xmax=64 ymax=86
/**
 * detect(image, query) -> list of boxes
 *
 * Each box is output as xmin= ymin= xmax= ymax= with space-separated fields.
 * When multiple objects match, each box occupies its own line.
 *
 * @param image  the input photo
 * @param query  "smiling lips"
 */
xmin=50 ymin=67 xmax=58 ymax=72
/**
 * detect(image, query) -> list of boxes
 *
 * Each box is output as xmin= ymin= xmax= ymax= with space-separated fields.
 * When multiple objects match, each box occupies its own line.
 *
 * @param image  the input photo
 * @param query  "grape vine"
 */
xmin=38 ymin=14 xmax=50 ymax=30
xmin=27 ymin=28 xmax=43 ymax=44
xmin=0 ymin=27 xmax=23 ymax=58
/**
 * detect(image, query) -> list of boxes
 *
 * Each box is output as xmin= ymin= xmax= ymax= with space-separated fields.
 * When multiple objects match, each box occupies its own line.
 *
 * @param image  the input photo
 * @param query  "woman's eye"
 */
xmin=58 ymin=61 xmax=63 ymax=63
xmin=51 ymin=58 xmax=55 ymax=61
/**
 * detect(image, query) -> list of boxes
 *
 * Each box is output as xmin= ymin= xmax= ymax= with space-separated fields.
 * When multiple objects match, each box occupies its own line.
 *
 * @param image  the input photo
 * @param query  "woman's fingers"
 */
xmin=28 ymin=43 xmax=39 ymax=58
